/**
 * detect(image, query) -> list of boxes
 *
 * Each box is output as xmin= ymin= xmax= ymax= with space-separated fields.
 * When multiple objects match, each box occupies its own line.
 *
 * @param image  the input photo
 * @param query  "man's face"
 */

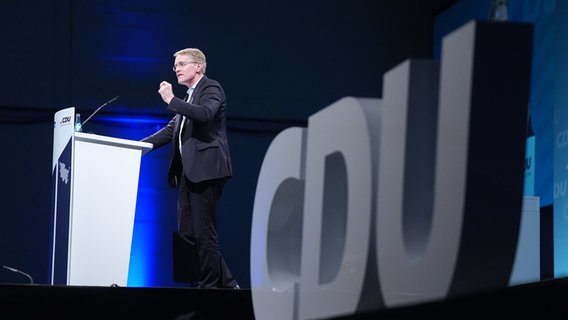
xmin=173 ymin=55 xmax=200 ymax=87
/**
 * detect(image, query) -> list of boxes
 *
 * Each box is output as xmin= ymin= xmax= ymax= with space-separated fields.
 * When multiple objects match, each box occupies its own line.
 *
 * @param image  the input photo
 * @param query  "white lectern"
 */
xmin=50 ymin=107 xmax=152 ymax=286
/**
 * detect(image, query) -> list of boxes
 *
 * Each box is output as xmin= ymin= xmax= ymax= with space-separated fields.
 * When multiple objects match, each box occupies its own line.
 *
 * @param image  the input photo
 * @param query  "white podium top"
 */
xmin=75 ymin=132 xmax=153 ymax=155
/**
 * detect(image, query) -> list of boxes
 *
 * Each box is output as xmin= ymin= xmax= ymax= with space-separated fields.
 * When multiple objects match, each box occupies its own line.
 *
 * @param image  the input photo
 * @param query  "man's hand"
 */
xmin=158 ymin=81 xmax=174 ymax=104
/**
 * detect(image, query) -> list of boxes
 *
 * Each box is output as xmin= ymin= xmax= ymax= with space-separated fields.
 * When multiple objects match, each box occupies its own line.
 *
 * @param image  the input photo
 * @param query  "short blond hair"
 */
xmin=174 ymin=48 xmax=207 ymax=74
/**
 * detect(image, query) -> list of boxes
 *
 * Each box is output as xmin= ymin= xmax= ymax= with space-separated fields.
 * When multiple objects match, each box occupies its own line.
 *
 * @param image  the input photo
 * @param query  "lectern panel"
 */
xmin=50 ymin=107 xmax=152 ymax=286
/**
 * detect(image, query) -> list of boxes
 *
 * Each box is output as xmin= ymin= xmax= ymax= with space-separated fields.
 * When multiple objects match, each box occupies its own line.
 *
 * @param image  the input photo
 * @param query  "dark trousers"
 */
xmin=177 ymin=176 xmax=237 ymax=288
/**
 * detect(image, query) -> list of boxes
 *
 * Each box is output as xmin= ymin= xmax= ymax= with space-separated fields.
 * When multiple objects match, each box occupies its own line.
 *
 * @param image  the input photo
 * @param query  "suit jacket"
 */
xmin=142 ymin=76 xmax=232 ymax=187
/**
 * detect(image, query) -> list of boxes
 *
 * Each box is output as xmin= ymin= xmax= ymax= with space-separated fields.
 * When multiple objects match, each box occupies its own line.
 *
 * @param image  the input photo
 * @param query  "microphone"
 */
xmin=2 ymin=265 xmax=34 ymax=284
xmin=81 ymin=95 xmax=120 ymax=128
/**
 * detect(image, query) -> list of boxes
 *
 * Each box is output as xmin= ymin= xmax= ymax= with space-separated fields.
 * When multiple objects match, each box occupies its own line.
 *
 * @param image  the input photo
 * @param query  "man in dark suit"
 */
xmin=141 ymin=48 xmax=238 ymax=289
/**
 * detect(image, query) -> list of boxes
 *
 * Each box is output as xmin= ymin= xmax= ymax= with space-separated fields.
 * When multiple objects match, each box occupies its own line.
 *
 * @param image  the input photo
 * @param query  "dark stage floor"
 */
xmin=1 ymin=277 xmax=568 ymax=319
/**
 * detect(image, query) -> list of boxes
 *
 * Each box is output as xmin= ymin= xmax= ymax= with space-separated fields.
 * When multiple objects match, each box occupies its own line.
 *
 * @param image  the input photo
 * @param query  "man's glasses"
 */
xmin=172 ymin=61 xmax=198 ymax=71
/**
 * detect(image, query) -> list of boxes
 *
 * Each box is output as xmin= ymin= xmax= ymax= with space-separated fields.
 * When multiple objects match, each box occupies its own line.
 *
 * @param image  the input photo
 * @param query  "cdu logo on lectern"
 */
xmin=60 ymin=116 xmax=72 ymax=125
xmin=250 ymin=20 xmax=534 ymax=320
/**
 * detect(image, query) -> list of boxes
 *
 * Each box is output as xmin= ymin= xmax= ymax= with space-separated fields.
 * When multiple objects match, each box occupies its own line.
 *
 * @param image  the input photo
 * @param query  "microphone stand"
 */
xmin=2 ymin=265 xmax=34 ymax=284
xmin=81 ymin=95 xmax=121 ymax=128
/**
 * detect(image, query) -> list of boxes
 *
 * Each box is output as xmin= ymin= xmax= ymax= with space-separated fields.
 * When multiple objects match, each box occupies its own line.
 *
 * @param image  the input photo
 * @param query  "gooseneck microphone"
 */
xmin=2 ymin=265 xmax=34 ymax=284
xmin=81 ymin=95 xmax=121 ymax=128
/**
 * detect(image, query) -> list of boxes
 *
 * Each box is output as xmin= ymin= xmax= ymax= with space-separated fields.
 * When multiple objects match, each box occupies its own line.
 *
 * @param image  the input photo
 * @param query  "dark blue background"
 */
xmin=0 ymin=0 xmax=460 ymax=288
